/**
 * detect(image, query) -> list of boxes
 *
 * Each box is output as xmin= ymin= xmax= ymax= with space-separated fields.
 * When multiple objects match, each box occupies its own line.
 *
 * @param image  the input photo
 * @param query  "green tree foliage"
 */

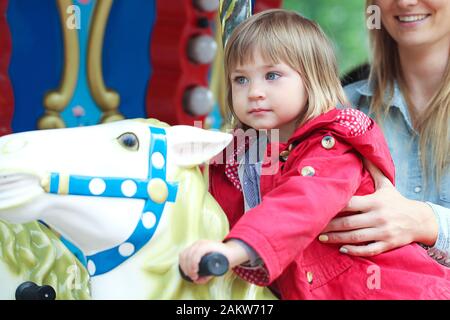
xmin=283 ymin=0 xmax=369 ymax=75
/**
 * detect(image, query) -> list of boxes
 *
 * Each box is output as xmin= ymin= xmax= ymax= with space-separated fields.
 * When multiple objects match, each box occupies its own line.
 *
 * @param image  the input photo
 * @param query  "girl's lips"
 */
xmin=249 ymin=108 xmax=271 ymax=114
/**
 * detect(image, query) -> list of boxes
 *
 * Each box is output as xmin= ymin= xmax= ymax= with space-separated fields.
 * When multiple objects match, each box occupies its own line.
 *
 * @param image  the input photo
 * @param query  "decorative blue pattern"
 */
xmin=8 ymin=0 xmax=156 ymax=131
xmin=46 ymin=126 xmax=178 ymax=276
xmin=8 ymin=0 xmax=63 ymax=132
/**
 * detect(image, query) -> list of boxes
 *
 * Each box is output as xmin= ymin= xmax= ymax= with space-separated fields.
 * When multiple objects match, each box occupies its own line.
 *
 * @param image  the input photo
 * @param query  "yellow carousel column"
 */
xmin=219 ymin=0 xmax=252 ymax=47
xmin=209 ymin=0 xmax=252 ymax=130
xmin=208 ymin=14 xmax=228 ymax=130
xmin=87 ymin=0 xmax=123 ymax=124
xmin=39 ymin=0 xmax=80 ymax=129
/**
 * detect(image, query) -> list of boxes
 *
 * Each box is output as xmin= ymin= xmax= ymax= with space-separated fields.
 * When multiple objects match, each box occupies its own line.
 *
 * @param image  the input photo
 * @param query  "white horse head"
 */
xmin=0 ymin=119 xmax=276 ymax=300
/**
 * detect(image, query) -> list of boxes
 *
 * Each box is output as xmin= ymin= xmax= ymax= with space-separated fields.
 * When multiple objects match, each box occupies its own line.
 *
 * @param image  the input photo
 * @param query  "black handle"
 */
xmin=15 ymin=281 xmax=56 ymax=300
xmin=179 ymin=252 xmax=229 ymax=282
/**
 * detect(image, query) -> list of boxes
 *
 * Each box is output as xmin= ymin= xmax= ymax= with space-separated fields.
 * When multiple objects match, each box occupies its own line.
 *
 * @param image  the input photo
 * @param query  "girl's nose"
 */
xmin=248 ymin=83 xmax=266 ymax=100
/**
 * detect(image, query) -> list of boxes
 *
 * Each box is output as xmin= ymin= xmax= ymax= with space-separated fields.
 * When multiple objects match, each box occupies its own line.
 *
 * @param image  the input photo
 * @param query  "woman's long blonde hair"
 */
xmin=224 ymin=9 xmax=348 ymax=129
xmin=366 ymin=0 xmax=450 ymax=185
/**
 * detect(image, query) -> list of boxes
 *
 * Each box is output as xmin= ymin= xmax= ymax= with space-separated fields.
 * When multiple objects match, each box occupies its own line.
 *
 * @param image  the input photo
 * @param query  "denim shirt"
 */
xmin=345 ymin=80 xmax=450 ymax=266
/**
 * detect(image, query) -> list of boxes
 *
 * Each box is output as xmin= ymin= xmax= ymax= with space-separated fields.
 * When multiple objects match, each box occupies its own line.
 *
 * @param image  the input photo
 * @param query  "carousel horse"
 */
xmin=0 ymin=119 xmax=276 ymax=300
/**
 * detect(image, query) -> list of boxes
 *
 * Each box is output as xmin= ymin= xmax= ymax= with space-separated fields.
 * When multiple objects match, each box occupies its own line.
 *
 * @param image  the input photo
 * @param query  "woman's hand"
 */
xmin=178 ymin=239 xmax=250 ymax=284
xmin=319 ymin=159 xmax=439 ymax=256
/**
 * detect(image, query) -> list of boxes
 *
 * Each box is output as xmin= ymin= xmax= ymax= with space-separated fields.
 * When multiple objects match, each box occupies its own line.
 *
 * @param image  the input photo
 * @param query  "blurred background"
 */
xmin=284 ymin=0 xmax=368 ymax=75
xmin=0 ymin=0 xmax=369 ymax=134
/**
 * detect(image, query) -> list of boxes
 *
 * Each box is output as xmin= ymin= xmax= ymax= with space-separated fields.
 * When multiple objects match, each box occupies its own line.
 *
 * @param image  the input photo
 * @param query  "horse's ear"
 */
xmin=166 ymin=126 xmax=232 ymax=168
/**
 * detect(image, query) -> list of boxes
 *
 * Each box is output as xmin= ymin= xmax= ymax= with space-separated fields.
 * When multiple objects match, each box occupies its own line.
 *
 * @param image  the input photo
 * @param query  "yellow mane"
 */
xmin=0 ymin=220 xmax=90 ymax=299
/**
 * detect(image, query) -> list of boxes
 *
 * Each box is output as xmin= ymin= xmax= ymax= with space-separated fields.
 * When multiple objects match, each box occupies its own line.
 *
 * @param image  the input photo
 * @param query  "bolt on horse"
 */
xmin=0 ymin=119 xmax=276 ymax=300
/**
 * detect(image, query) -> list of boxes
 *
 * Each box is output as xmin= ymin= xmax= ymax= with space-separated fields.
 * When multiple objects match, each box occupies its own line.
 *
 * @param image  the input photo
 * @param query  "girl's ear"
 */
xmin=166 ymin=126 xmax=232 ymax=168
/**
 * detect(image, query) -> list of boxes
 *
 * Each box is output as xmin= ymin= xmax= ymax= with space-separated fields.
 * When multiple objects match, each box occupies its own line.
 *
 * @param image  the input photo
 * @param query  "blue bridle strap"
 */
xmin=47 ymin=126 xmax=178 ymax=276
xmin=48 ymin=173 xmax=177 ymax=202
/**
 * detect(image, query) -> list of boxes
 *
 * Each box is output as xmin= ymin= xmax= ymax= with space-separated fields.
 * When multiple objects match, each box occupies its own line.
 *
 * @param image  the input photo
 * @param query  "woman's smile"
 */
xmin=395 ymin=13 xmax=431 ymax=28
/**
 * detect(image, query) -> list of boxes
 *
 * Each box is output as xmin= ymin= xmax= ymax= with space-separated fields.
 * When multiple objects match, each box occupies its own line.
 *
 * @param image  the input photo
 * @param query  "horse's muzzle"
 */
xmin=0 ymin=173 xmax=43 ymax=211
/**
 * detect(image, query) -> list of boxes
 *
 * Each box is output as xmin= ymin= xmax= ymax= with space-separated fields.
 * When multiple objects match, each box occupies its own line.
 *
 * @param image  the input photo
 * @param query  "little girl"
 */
xmin=179 ymin=9 xmax=450 ymax=299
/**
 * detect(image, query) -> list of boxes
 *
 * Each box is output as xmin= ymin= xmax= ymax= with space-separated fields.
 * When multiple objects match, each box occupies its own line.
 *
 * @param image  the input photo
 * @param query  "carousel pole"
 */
xmin=211 ymin=0 xmax=252 ymax=127
xmin=219 ymin=0 xmax=253 ymax=48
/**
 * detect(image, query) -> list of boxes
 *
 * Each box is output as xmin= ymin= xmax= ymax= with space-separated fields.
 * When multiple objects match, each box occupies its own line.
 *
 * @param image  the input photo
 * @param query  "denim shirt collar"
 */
xmin=356 ymin=80 xmax=416 ymax=133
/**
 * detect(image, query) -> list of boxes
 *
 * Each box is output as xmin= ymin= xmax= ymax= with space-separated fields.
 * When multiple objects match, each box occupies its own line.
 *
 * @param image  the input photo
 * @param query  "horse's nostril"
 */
xmin=1 ymin=138 xmax=27 ymax=154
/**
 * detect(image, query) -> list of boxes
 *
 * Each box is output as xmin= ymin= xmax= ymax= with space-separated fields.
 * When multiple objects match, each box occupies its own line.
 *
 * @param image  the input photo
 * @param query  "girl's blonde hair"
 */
xmin=224 ymin=9 xmax=348 ymax=129
xmin=365 ymin=0 xmax=449 ymax=185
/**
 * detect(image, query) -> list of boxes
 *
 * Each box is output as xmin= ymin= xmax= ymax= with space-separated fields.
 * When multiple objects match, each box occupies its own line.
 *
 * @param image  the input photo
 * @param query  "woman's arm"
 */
xmin=319 ymin=159 xmax=450 ymax=266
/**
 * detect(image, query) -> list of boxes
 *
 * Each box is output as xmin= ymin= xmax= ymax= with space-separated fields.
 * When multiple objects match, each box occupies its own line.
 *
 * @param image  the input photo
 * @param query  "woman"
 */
xmin=319 ymin=0 xmax=450 ymax=266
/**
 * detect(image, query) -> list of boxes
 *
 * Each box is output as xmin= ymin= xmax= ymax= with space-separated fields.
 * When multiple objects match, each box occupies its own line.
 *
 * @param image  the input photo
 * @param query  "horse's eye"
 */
xmin=117 ymin=132 xmax=139 ymax=151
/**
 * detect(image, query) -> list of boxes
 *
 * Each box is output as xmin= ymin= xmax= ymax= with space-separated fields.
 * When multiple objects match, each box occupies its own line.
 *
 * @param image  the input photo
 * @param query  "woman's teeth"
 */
xmin=397 ymin=15 xmax=429 ymax=23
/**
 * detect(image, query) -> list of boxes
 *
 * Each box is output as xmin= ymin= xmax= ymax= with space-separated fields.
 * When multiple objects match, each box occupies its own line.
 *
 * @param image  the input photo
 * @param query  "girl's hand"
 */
xmin=319 ymin=159 xmax=439 ymax=257
xmin=178 ymin=239 xmax=250 ymax=284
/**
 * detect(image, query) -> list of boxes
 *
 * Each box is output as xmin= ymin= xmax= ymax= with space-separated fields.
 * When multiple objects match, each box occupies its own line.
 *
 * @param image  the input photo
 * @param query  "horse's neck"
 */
xmin=87 ymin=205 xmax=174 ymax=300
xmin=45 ymin=196 xmax=145 ymax=256
xmin=89 ymin=248 xmax=152 ymax=299
xmin=40 ymin=196 xmax=156 ymax=299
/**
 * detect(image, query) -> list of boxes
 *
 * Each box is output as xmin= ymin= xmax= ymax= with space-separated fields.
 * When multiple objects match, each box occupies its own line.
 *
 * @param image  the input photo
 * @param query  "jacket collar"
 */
xmin=286 ymin=108 xmax=341 ymax=146
xmin=285 ymin=106 xmax=395 ymax=185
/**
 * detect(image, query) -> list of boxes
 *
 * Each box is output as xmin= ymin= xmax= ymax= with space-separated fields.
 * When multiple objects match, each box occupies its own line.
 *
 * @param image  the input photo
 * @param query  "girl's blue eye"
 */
xmin=234 ymin=76 xmax=248 ymax=85
xmin=117 ymin=132 xmax=139 ymax=151
xmin=266 ymin=72 xmax=280 ymax=81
